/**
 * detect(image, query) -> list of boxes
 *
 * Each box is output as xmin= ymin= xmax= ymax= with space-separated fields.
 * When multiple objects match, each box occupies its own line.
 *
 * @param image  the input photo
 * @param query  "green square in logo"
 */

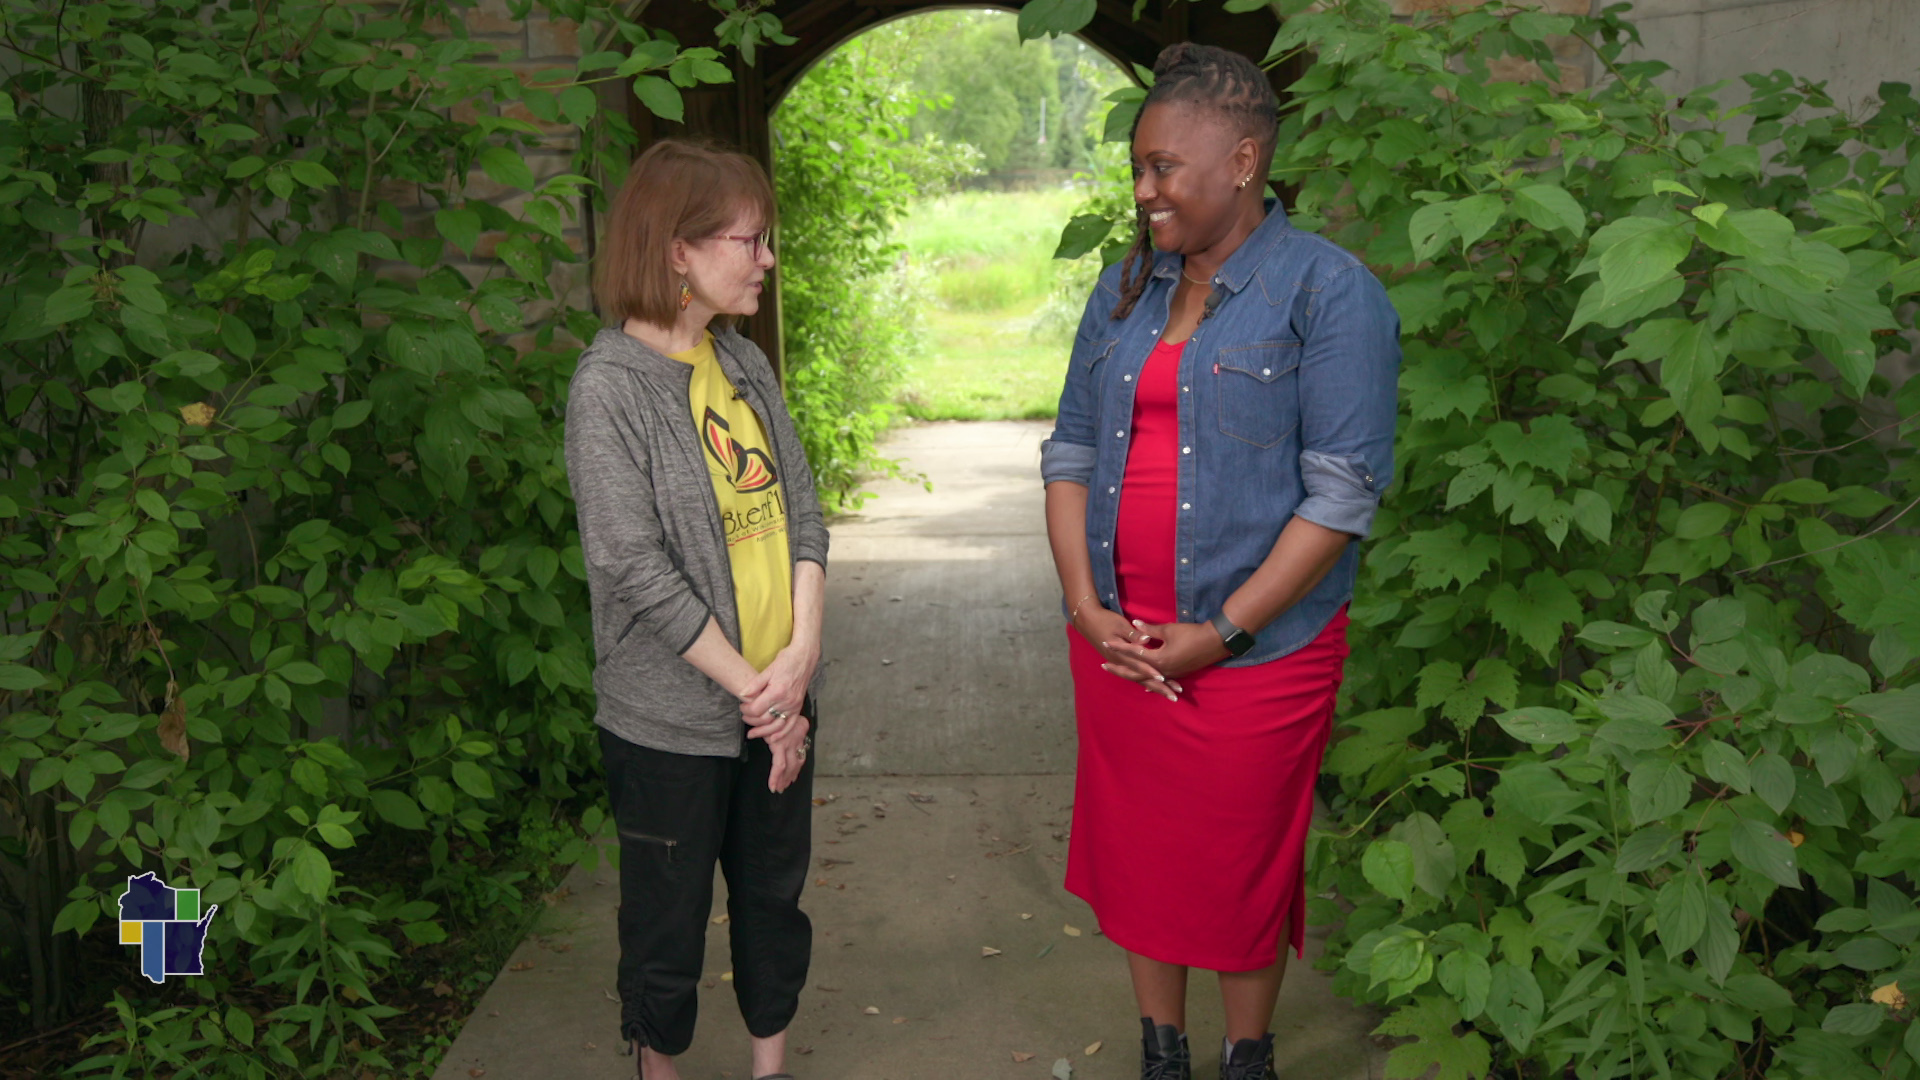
xmin=174 ymin=888 xmax=199 ymax=922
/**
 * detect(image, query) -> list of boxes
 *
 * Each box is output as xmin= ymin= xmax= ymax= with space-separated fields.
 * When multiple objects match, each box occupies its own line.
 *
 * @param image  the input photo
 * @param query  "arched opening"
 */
xmin=771 ymin=9 xmax=1133 ymax=423
xmin=619 ymin=0 xmax=1298 ymax=373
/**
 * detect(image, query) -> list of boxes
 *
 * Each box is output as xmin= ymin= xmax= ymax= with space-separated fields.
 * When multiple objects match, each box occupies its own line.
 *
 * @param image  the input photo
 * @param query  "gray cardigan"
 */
xmin=563 ymin=326 xmax=829 ymax=757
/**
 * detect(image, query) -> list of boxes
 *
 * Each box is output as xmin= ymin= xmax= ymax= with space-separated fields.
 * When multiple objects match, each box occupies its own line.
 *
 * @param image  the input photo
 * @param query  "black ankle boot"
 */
xmin=1140 ymin=1017 xmax=1192 ymax=1080
xmin=1220 ymin=1034 xmax=1275 ymax=1080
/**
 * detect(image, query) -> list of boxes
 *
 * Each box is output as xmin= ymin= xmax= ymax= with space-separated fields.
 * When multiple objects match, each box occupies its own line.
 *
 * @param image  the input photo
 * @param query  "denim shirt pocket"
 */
xmin=1077 ymin=334 xmax=1119 ymax=372
xmin=1214 ymin=339 xmax=1302 ymax=448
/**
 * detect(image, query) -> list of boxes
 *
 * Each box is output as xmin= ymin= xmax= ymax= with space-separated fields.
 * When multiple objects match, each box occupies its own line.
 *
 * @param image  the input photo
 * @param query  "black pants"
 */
xmin=599 ymin=707 xmax=814 ymax=1056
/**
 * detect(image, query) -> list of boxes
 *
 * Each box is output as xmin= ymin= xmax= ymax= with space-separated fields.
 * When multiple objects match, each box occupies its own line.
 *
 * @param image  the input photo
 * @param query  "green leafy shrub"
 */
xmin=772 ymin=37 xmax=972 ymax=510
xmin=0 ymin=0 xmax=738 ymax=1072
xmin=1047 ymin=0 xmax=1919 ymax=1074
xmin=1276 ymin=3 xmax=1920 ymax=1078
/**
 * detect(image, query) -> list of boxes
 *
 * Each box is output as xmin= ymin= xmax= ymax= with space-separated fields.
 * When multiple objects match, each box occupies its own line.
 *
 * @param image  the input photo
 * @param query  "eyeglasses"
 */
xmin=710 ymin=231 xmax=772 ymax=259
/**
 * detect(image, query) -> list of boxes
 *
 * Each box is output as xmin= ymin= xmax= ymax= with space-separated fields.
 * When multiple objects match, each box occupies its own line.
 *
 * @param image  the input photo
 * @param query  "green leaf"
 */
xmin=1372 ymin=996 xmax=1491 ymax=1080
xmin=1654 ymin=875 xmax=1707 ymax=957
xmin=1730 ymin=818 xmax=1801 ymax=889
xmin=1675 ymin=501 xmax=1733 ymax=539
xmin=1486 ymin=572 xmax=1582 ymax=660
xmin=435 ymin=208 xmax=483 ymax=255
xmin=1569 ymin=489 xmax=1611 ymax=544
xmin=1577 ymin=621 xmax=1654 ymax=649
xmin=1849 ymin=689 xmax=1920 ymax=751
xmin=1451 ymin=194 xmax=1504 ymax=250
xmin=1363 ymin=839 xmax=1415 ymax=902
xmin=1493 ymin=707 xmax=1581 ymax=745
xmin=370 ymin=789 xmax=427 ymax=830
xmin=290 ymin=843 xmax=333 ymax=899
xmin=332 ymin=399 xmax=372 ymax=430
xmin=477 ymin=147 xmax=535 ymax=193
xmin=1701 ymin=741 xmax=1752 ymax=793
xmin=1436 ymin=950 xmax=1492 ymax=1019
xmin=0 ymin=664 xmax=49 ymax=691
xmin=558 ymin=85 xmax=597 ymax=127
xmin=1696 ymin=208 xmax=1795 ymax=260
xmin=450 ymin=760 xmax=494 ymax=799
xmin=1628 ymin=758 xmax=1693 ymax=824
xmin=1054 ymin=214 xmax=1113 ymax=260
xmin=1016 ymin=0 xmax=1096 ymax=40
xmin=1821 ymin=1003 xmax=1886 ymax=1036
xmin=1751 ymin=752 xmax=1796 ymax=814
xmin=1512 ymin=184 xmax=1586 ymax=237
xmin=277 ymin=661 xmax=326 ymax=685
xmin=633 ymin=75 xmax=684 ymax=122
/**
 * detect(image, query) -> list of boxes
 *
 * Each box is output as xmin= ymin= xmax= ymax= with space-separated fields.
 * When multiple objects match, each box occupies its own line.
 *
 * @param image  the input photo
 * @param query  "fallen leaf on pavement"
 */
xmin=908 ymin=791 xmax=936 ymax=803
xmin=796 ymin=1046 xmax=814 ymax=1055
xmin=815 ymin=878 xmax=829 ymax=886
xmin=1012 ymin=1051 xmax=1036 ymax=1062
xmin=981 ymin=946 xmax=1003 ymax=957
xmin=468 ymin=1070 xmax=485 ymax=1078
xmin=603 ymin=989 xmax=619 ymax=1002
xmin=1052 ymin=1058 xmax=1073 ymax=1079
xmin=1085 ymin=1041 xmax=1102 ymax=1056
xmin=817 ymin=984 xmax=841 ymax=992
xmin=1035 ymin=943 xmax=1054 ymax=959
xmin=1020 ymin=913 xmax=1033 ymax=920
xmin=893 ymin=1016 xmax=907 ymax=1024
xmin=864 ymin=1006 xmax=880 ymax=1015
xmin=508 ymin=961 xmax=534 ymax=971
xmin=1063 ymin=924 xmax=1082 ymax=937
xmin=584 ymin=1043 xmax=596 ymax=1050
xmin=711 ymin=914 xmax=729 ymax=924
xmin=721 ymin=971 xmax=734 ymax=982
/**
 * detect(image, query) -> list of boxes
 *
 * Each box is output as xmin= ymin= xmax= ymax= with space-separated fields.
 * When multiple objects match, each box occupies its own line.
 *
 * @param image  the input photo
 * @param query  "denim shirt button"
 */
xmin=1102 ymin=541 xmax=1110 ymax=548
xmin=1366 ymin=474 xmax=1375 ymax=483
xmin=1123 ymin=374 xmax=1132 ymax=382
xmin=1262 ymin=368 xmax=1271 ymax=376
xmin=1182 ymin=446 xmax=1191 ymax=454
xmin=1108 ymin=486 xmax=1116 ymax=494
xmin=1180 ymin=558 xmax=1189 ymax=565
xmin=1182 ymin=386 xmax=1190 ymax=392
xmin=1115 ymin=430 xmax=1125 ymax=438
xmin=1181 ymin=502 xmax=1191 ymax=510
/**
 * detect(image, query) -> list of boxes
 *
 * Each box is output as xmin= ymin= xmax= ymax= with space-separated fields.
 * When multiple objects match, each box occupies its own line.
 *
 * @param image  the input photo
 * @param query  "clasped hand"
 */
xmin=1074 ymin=607 xmax=1228 ymax=701
xmin=738 ymin=643 xmax=817 ymax=793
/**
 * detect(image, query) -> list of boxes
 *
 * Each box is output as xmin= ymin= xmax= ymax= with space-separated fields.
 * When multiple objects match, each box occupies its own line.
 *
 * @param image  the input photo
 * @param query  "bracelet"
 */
xmin=1068 ymin=593 xmax=1098 ymax=623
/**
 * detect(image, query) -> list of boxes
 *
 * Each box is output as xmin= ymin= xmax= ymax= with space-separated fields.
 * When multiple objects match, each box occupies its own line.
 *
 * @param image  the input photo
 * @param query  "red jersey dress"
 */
xmin=1064 ymin=338 xmax=1351 ymax=972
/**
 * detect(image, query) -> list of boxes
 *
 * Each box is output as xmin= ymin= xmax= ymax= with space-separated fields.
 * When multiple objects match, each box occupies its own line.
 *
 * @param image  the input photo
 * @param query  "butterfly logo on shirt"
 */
xmin=702 ymin=407 xmax=778 ymax=493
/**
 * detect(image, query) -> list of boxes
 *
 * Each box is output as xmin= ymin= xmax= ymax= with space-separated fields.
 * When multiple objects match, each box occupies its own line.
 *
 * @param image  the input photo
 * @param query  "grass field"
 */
xmin=893 ymin=190 xmax=1092 ymax=421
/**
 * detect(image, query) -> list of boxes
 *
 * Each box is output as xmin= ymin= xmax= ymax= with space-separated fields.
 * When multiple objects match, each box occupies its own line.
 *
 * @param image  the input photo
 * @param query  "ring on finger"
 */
xmin=768 ymin=707 xmax=787 ymax=721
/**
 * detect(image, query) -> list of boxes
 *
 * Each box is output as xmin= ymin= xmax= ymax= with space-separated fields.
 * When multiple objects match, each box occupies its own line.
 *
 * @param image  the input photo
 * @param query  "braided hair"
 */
xmin=1111 ymin=43 xmax=1279 ymax=321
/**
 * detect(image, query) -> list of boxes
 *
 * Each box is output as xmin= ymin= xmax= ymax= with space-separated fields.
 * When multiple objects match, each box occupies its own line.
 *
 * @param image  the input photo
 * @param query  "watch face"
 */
xmin=1225 ymin=630 xmax=1255 ymax=657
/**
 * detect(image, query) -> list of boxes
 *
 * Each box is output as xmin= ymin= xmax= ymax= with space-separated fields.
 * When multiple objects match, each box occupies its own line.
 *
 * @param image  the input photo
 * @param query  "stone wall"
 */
xmin=1616 ymin=0 xmax=1918 ymax=112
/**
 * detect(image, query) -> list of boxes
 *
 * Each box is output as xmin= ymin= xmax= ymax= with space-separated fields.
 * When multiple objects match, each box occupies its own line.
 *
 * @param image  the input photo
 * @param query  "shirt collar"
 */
xmin=1148 ymin=198 xmax=1292 ymax=294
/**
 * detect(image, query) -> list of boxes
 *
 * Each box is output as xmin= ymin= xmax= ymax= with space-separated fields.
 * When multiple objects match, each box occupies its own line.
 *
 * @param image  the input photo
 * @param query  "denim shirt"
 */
xmin=1040 ymin=201 xmax=1401 ymax=666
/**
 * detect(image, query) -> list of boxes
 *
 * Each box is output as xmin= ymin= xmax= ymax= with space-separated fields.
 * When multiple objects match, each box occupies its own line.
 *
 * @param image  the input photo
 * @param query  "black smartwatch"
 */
xmin=1210 ymin=610 xmax=1256 ymax=658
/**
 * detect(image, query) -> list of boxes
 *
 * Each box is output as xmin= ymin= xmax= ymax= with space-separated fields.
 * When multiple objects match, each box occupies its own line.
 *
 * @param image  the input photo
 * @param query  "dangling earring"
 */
xmin=678 ymin=277 xmax=692 ymax=311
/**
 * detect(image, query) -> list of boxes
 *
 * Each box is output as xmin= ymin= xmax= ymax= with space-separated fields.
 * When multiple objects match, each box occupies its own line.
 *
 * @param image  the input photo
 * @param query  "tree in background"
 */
xmin=860 ymin=10 xmax=1127 ymax=179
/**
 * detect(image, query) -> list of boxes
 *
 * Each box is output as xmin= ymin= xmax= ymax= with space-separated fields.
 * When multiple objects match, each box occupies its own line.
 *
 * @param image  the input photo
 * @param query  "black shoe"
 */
xmin=1220 ymin=1034 xmax=1275 ymax=1080
xmin=1141 ymin=1018 xmax=1192 ymax=1080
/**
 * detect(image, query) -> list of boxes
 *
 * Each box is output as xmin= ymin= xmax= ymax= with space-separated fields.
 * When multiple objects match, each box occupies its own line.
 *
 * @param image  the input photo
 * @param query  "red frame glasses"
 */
xmin=710 ymin=231 xmax=772 ymax=260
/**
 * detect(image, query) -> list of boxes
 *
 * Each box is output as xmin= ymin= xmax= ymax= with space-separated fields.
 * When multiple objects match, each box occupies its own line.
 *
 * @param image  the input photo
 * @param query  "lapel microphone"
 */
xmin=1200 ymin=285 xmax=1224 ymax=322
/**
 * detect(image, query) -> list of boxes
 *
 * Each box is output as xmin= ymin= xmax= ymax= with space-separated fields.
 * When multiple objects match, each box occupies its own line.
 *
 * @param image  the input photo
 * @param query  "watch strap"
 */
xmin=1210 ymin=610 xmax=1255 ymax=657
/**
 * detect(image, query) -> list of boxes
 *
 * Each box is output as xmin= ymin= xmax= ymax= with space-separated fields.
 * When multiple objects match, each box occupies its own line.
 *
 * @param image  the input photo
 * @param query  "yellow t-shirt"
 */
xmin=668 ymin=333 xmax=794 ymax=671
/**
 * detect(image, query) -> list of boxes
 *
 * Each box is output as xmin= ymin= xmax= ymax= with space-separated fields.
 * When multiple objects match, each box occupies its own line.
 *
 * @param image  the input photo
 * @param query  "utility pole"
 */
xmin=1038 ymin=94 xmax=1047 ymax=145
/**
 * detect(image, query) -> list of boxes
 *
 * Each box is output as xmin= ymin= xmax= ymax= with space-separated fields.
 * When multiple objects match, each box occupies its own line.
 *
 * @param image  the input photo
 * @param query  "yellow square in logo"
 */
xmin=120 ymin=920 xmax=144 ymax=944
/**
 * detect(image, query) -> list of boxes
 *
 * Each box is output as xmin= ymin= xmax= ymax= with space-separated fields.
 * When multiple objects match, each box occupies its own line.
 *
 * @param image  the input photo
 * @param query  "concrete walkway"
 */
xmin=431 ymin=422 xmax=1384 ymax=1080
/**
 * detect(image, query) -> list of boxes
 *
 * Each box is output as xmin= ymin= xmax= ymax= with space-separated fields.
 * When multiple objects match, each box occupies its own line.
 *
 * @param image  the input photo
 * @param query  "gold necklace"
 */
xmin=1181 ymin=268 xmax=1212 ymax=286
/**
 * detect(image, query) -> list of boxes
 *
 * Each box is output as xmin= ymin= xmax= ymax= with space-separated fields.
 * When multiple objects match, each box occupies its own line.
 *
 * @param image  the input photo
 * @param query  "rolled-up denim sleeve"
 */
xmin=1039 ymin=284 xmax=1113 ymax=487
xmin=1294 ymin=263 xmax=1401 ymax=538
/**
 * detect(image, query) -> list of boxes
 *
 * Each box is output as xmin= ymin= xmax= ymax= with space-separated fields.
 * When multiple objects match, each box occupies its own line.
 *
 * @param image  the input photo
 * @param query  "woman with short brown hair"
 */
xmin=567 ymin=137 xmax=828 ymax=1080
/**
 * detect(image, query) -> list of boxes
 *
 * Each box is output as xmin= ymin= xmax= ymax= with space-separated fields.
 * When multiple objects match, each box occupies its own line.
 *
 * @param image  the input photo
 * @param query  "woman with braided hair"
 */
xmin=1041 ymin=42 xmax=1401 ymax=1080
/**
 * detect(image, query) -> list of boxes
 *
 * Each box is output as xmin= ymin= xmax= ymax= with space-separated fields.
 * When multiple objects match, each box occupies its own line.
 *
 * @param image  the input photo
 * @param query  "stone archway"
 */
xmin=621 ymin=1 xmax=1298 ymax=371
